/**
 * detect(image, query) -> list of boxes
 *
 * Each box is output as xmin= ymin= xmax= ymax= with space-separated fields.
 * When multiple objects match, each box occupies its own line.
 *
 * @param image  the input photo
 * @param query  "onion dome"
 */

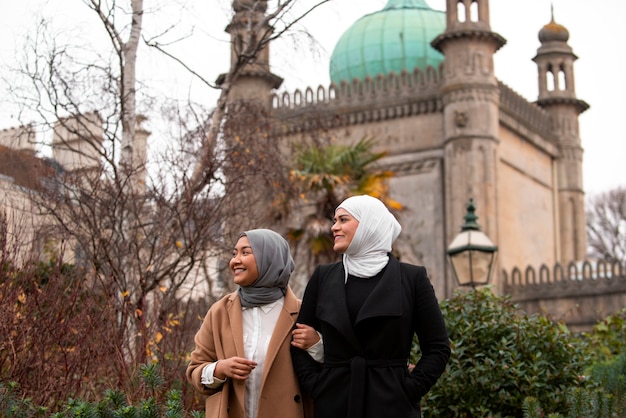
xmin=538 ymin=8 xmax=569 ymax=43
xmin=329 ymin=0 xmax=445 ymax=84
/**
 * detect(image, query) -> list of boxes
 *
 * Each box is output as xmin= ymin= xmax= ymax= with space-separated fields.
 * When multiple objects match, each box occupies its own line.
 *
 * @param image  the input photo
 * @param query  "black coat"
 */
xmin=291 ymin=256 xmax=450 ymax=418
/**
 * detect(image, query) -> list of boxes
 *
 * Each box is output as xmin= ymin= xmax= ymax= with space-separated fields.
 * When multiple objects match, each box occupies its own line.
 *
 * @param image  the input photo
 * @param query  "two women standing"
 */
xmin=187 ymin=195 xmax=450 ymax=418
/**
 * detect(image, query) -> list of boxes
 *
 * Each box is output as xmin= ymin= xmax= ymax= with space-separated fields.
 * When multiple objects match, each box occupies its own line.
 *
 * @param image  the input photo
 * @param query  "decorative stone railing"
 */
xmin=270 ymin=65 xmax=556 ymax=141
xmin=271 ymin=65 xmax=444 ymax=112
xmin=503 ymin=259 xmax=626 ymax=300
xmin=498 ymin=81 xmax=554 ymax=137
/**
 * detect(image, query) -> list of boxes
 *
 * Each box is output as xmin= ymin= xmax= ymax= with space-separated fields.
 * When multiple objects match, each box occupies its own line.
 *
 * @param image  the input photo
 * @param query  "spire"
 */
xmin=538 ymin=3 xmax=569 ymax=43
xmin=534 ymin=6 xmax=586 ymax=108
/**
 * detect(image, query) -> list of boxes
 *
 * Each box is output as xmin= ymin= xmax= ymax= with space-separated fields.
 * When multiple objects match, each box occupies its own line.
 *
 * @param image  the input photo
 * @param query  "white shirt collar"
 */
xmin=241 ymin=298 xmax=281 ymax=313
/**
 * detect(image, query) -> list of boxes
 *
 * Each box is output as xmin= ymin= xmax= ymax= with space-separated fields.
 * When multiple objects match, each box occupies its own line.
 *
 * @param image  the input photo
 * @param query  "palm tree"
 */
xmin=288 ymin=137 xmax=401 ymax=270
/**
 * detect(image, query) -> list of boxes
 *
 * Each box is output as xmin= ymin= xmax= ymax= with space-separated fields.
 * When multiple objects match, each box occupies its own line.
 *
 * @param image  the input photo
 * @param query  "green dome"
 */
xmin=329 ymin=0 xmax=445 ymax=84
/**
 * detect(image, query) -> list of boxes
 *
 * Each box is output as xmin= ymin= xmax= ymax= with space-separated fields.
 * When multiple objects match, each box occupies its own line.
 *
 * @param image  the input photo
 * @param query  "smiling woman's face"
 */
xmin=229 ymin=236 xmax=259 ymax=287
xmin=331 ymin=208 xmax=359 ymax=254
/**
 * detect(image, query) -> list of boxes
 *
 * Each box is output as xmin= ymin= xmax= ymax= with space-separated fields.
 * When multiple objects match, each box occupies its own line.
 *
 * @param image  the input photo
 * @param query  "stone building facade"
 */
xmin=222 ymin=0 xmax=589 ymax=300
xmin=1 ymin=0 xmax=616 ymax=330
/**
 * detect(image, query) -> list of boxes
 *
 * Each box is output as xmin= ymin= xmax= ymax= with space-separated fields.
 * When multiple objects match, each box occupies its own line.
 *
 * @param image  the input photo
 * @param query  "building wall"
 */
xmin=0 ymin=178 xmax=54 ymax=265
xmin=388 ymin=158 xmax=448 ymax=298
xmin=0 ymin=126 xmax=36 ymax=152
xmin=52 ymin=112 xmax=103 ymax=172
xmin=279 ymin=102 xmax=451 ymax=296
xmin=272 ymin=72 xmax=576 ymax=299
xmin=497 ymin=124 xmax=558 ymax=274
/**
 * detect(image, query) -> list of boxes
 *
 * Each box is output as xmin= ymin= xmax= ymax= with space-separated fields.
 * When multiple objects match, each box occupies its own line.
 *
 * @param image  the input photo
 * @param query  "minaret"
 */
xmin=217 ymin=0 xmax=283 ymax=104
xmin=533 ymin=8 xmax=589 ymax=262
xmin=432 ymin=0 xmax=505 ymax=289
xmin=216 ymin=1 xmax=285 ymax=246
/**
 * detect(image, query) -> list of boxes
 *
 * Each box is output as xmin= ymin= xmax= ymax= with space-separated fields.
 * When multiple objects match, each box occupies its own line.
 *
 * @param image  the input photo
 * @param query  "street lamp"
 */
xmin=447 ymin=198 xmax=498 ymax=288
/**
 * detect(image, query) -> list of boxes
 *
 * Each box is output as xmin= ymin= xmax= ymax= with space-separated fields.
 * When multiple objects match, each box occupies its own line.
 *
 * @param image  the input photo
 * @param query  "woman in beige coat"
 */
xmin=187 ymin=229 xmax=315 ymax=418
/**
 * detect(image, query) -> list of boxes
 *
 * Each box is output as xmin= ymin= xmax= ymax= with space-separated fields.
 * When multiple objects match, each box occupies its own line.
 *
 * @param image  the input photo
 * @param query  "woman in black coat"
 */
xmin=291 ymin=195 xmax=450 ymax=418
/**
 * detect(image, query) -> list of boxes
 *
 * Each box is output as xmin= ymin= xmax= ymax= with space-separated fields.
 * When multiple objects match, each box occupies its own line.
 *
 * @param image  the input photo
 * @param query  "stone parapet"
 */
xmin=274 ymin=66 xmax=442 ymax=110
xmin=504 ymin=260 xmax=625 ymax=297
xmin=502 ymin=260 xmax=626 ymax=331
xmin=498 ymin=81 xmax=553 ymax=138
xmin=272 ymin=66 xmax=444 ymax=134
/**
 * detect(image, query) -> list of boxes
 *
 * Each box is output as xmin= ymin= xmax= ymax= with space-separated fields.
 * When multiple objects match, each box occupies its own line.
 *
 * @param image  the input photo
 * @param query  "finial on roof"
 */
xmin=538 ymin=2 xmax=569 ymax=43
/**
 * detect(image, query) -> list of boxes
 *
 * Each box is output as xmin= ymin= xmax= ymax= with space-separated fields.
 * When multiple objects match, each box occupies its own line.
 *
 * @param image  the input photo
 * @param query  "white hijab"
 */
xmin=337 ymin=195 xmax=402 ymax=280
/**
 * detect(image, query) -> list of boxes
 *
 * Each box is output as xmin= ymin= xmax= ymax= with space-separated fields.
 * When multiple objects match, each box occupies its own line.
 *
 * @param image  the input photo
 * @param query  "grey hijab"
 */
xmin=237 ymin=229 xmax=295 ymax=308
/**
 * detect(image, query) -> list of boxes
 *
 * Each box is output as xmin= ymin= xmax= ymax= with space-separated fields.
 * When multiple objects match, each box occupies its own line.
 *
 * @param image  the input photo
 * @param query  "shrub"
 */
xmin=584 ymin=308 xmax=626 ymax=362
xmin=0 ymin=258 xmax=121 ymax=410
xmin=0 ymin=255 xmax=205 ymax=412
xmin=1 ymin=364 xmax=204 ymax=418
xmin=522 ymin=385 xmax=625 ymax=418
xmin=0 ymin=381 xmax=48 ymax=417
xmin=419 ymin=288 xmax=590 ymax=417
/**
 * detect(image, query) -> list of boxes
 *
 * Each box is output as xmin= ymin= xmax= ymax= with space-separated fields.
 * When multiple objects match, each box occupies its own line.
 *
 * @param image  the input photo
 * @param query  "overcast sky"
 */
xmin=1 ymin=0 xmax=624 ymax=195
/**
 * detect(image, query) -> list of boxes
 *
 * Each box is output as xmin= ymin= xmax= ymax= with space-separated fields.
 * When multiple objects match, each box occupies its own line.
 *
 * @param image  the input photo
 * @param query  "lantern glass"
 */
xmin=447 ymin=229 xmax=498 ymax=288
xmin=449 ymin=249 xmax=496 ymax=287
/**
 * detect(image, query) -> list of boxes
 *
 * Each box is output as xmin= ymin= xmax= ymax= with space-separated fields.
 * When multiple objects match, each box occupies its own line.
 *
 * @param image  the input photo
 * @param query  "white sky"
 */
xmin=1 ymin=0 xmax=624 ymax=195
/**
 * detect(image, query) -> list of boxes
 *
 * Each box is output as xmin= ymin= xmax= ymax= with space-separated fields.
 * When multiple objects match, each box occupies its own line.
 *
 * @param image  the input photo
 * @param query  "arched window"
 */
xmin=558 ymin=64 xmax=567 ymax=91
xmin=546 ymin=64 xmax=556 ymax=92
xmin=457 ymin=0 xmax=479 ymax=23
xmin=457 ymin=1 xmax=466 ymax=23
xmin=469 ymin=0 xmax=479 ymax=22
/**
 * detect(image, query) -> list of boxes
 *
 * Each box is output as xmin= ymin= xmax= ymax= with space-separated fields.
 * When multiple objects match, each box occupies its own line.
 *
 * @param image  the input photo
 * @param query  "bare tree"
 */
xmin=586 ymin=186 xmax=626 ymax=264
xmin=147 ymin=0 xmax=332 ymax=197
xmin=3 ymin=0 xmax=332 ymax=379
xmin=145 ymin=0 xmax=333 ymax=247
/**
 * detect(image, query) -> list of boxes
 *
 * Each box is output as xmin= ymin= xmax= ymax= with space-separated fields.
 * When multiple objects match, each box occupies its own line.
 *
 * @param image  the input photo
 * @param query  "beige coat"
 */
xmin=187 ymin=287 xmax=309 ymax=418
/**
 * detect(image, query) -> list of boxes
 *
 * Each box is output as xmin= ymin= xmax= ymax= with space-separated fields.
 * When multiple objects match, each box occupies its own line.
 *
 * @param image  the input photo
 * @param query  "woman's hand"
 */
xmin=291 ymin=323 xmax=320 ymax=350
xmin=215 ymin=357 xmax=257 ymax=381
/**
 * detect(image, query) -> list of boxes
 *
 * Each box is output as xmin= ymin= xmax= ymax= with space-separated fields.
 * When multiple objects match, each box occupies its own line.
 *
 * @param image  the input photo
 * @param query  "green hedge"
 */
xmin=418 ymin=288 xmax=591 ymax=417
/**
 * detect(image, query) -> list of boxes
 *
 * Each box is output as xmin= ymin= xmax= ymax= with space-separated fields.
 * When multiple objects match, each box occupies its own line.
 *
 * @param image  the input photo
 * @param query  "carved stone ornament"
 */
xmin=454 ymin=111 xmax=468 ymax=128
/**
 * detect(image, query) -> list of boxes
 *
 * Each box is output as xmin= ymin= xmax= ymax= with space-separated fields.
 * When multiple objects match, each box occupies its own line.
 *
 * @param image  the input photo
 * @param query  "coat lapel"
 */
xmin=222 ymin=292 xmax=247 ymax=416
xmin=226 ymin=293 xmax=246 ymax=358
xmin=260 ymin=287 xmax=298 ymax=390
xmin=317 ymin=264 xmax=363 ymax=353
xmin=355 ymin=255 xmax=403 ymax=324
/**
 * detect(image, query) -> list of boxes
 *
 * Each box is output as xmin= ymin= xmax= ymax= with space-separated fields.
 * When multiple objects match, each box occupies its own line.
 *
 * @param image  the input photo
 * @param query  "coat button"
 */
xmin=294 ymin=394 xmax=301 ymax=403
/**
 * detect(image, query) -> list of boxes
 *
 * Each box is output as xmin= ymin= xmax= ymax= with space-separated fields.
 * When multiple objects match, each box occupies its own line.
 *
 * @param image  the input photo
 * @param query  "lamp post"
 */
xmin=447 ymin=198 xmax=498 ymax=289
